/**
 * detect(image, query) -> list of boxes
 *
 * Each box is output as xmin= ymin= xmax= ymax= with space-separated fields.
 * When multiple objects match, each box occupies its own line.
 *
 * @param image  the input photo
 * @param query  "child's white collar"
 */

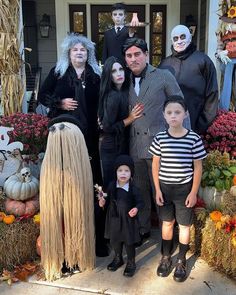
xmin=116 ymin=181 xmax=129 ymax=192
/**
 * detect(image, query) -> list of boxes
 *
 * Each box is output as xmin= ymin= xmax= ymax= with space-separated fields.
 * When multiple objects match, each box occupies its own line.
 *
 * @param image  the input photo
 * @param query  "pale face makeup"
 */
xmin=171 ymin=25 xmax=192 ymax=52
xmin=117 ymin=165 xmax=131 ymax=186
xmin=111 ymin=62 xmax=125 ymax=89
xmin=112 ymin=9 xmax=126 ymax=26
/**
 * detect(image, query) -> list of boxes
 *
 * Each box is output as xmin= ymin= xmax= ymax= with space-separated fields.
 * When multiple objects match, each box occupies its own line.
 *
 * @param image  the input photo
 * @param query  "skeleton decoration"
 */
xmin=171 ymin=25 xmax=192 ymax=52
xmin=0 ymin=126 xmax=23 ymax=186
xmin=20 ymin=167 xmax=31 ymax=183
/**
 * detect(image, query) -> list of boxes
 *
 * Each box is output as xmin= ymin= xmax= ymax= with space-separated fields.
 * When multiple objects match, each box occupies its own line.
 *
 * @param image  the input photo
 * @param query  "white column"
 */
xmin=205 ymin=0 xmax=219 ymax=67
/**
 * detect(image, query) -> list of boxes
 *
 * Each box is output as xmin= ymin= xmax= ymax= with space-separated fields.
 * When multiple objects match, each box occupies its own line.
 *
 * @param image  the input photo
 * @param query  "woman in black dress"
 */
xmin=98 ymin=56 xmax=143 ymax=189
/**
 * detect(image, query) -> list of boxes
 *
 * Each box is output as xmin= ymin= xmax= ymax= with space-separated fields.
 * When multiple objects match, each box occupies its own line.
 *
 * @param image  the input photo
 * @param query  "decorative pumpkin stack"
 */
xmin=4 ymin=167 xmax=39 ymax=216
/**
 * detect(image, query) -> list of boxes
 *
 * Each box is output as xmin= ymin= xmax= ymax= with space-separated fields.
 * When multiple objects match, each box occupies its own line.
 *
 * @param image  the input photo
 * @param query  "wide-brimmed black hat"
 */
xmin=114 ymin=154 xmax=135 ymax=177
xmin=48 ymin=114 xmax=81 ymax=130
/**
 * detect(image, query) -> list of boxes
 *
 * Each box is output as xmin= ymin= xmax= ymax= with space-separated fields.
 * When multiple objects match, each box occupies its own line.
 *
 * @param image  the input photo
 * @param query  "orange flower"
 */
xmin=210 ymin=210 xmax=222 ymax=222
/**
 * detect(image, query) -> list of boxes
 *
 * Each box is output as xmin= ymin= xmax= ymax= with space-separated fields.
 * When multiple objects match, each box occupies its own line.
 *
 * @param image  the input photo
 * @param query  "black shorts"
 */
xmin=159 ymin=181 xmax=194 ymax=226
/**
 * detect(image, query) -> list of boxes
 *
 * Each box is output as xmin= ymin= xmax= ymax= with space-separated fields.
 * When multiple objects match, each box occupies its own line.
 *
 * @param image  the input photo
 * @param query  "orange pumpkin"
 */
xmin=36 ymin=235 xmax=41 ymax=256
xmin=0 ymin=212 xmax=6 ymax=222
xmin=5 ymin=196 xmax=39 ymax=217
xmin=3 ymin=214 xmax=15 ymax=224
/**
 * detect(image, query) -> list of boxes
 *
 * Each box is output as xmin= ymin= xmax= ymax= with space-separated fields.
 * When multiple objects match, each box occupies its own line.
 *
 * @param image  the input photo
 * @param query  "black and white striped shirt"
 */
xmin=149 ymin=130 xmax=207 ymax=184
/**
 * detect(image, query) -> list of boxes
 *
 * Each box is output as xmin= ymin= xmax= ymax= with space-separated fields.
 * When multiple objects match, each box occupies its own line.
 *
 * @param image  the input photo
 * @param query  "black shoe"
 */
xmin=173 ymin=259 xmax=187 ymax=282
xmin=107 ymin=255 xmax=124 ymax=271
xmin=157 ymin=255 xmax=172 ymax=277
xmin=123 ymin=260 xmax=136 ymax=277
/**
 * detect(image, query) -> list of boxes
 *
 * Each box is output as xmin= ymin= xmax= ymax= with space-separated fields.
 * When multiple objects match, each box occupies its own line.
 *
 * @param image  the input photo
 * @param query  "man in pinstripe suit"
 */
xmin=123 ymin=38 xmax=190 ymax=240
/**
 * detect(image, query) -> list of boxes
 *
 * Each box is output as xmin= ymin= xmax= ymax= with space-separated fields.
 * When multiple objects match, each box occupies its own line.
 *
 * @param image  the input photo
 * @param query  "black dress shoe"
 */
xmin=123 ymin=260 xmax=136 ymax=277
xmin=157 ymin=255 xmax=172 ymax=277
xmin=173 ymin=259 xmax=187 ymax=282
xmin=107 ymin=255 xmax=124 ymax=271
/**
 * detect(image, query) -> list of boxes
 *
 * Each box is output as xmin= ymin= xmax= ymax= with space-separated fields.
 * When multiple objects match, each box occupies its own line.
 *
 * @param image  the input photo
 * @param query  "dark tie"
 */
xmin=117 ymin=27 xmax=121 ymax=34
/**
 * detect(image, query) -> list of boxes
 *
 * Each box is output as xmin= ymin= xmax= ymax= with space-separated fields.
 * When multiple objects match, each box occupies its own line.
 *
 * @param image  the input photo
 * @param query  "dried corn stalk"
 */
xmin=0 ymin=0 xmax=25 ymax=115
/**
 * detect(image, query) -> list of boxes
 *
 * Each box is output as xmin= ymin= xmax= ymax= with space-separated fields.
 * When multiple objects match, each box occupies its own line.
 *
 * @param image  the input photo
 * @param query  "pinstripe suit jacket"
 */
xmin=129 ymin=64 xmax=190 ymax=159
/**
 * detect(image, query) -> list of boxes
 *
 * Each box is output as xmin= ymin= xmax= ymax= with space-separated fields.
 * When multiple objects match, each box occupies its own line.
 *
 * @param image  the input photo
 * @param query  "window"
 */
xmin=150 ymin=6 xmax=166 ymax=66
xmin=69 ymin=5 xmax=86 ymax=35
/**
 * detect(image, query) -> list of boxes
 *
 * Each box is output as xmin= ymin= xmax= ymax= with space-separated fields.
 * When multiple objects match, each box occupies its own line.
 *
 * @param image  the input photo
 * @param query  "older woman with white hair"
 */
xmin=38 ymin=33 xmax=101 ymax=136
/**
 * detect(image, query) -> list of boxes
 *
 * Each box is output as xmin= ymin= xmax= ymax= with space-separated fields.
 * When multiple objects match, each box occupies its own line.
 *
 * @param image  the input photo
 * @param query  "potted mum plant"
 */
xmin=0 ymin=113 xmax=49 ymax=177
xmin=199 ymin=150 xmax=236 ymax=207
xmin=0 ymin=113 xmax=49 ymax=160
xmin=203 ymin=110 xmax=236 ymax=157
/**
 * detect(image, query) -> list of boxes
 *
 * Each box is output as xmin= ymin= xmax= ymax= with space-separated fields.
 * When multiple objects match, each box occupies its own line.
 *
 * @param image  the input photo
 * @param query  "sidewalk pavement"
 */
xmin=0 ymin=229 xmax=236 ymax=295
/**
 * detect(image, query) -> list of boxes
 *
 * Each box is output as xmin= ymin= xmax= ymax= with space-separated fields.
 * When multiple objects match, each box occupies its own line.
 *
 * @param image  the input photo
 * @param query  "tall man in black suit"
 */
xmin=102 ymin=3 xmax=138 ymax=64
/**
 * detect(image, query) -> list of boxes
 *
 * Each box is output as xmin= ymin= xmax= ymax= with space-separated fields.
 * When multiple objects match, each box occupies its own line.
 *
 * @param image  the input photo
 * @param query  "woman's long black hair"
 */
xmin=98 ymin=56 xmax=130 ymax=120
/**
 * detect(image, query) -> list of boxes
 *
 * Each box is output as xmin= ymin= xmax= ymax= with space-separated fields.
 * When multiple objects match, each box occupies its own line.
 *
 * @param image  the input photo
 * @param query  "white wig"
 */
xmin=55 ymin=33 xmax=101 ymax=77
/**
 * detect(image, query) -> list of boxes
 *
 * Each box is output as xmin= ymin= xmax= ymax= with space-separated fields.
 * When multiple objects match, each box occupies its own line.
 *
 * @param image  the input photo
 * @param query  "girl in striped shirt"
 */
xmin=149 ymin=95 xmax=206 ymax=282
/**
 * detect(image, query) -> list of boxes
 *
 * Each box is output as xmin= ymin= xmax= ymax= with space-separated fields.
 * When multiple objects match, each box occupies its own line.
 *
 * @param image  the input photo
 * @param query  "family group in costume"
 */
xmin=38 ymin=2 xmax=219 ymax=283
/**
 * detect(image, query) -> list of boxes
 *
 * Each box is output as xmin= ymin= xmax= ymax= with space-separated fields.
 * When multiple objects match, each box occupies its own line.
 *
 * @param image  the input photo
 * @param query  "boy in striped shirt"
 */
xmin=149 ymin=95 xmax=206 ymax=282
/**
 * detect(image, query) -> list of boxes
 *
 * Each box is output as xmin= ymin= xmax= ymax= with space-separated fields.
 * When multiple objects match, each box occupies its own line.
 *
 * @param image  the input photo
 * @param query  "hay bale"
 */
xmin=222 ymin=191 xmax=236 ymax=216
xmin=190 ymin=219 xmax=205 ymax=255
xmin=201 ymin=218 xmax=236 ymax=279
xmin=190 ymin=208 xmax=208 ymax=255
xmin=0 ymin=219 xmax=39 ymax=271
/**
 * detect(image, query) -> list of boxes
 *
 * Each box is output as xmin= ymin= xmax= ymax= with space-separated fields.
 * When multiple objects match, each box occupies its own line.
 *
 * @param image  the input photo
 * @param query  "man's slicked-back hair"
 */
xmin=123 ymin=38 xmax=148 ymax=54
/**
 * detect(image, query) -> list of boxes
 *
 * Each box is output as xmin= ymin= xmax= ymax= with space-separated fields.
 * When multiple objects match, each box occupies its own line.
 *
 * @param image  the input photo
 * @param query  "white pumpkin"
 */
xmin=230 ymin=186 xmax=236 ymax=197
xmin=4 ymin=168 xmax=39 ymax=201
xmin=199 ymin=186 xmax=225 ymax=208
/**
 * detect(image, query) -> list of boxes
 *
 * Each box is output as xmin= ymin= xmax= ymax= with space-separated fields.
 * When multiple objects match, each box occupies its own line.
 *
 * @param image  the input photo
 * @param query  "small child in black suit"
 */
xmin=99 ymin=155 xmax=144 ymax=277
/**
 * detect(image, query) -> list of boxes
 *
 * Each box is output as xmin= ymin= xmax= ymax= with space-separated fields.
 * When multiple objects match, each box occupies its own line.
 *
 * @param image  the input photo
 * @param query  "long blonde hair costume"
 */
xmin=40 ymin=122 xmax=95 ymax=281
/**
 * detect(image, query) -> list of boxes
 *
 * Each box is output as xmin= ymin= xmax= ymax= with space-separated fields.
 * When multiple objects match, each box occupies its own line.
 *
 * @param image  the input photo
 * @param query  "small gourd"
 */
xmin=4 ymin=167 xmax=39 ymax=201
xmin=233 ymin=175 xmax=236 ymax=186
xmin=3 ymin=214 xmax=15 ymax=224
xmin=36 ymin=235 xmax=41 ymax=256
xmin=0 ymin=211 xmax=6 ymax=222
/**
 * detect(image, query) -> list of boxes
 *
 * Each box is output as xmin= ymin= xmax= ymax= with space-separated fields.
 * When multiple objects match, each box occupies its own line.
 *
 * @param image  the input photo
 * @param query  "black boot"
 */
xmin=123 ymin=259 xmax=136 ymax=277
xmin=107 ymin=254 xmax=124 ymax=271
